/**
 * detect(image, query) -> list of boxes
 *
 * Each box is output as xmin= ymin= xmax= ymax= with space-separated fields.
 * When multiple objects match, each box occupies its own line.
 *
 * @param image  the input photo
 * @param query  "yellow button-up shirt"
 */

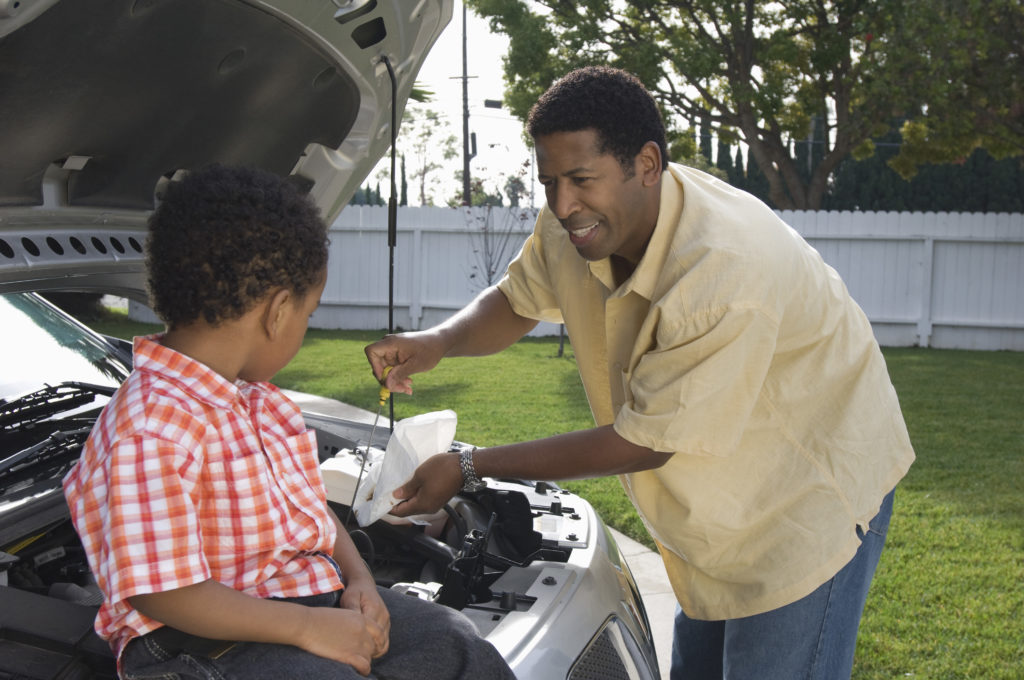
xmin=497 ymin=164 xmax=915 ymax=619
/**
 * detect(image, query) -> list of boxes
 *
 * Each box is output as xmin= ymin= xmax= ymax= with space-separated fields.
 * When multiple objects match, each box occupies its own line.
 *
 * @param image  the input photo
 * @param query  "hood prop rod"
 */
xmin=381 ymin=54 xmax=398 ymax=430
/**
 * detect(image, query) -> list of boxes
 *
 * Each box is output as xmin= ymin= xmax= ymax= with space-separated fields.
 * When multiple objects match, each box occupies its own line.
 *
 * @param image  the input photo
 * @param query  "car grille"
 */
xmin=568 ymin=624 xmax=631 ymax=679
xmin=568 ymin=616 xmax=655 ymax=680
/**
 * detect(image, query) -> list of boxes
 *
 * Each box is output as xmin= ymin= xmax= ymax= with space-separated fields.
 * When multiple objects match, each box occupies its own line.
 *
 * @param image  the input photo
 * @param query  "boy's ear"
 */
xmin=262 ymin=288 xmax=292 ymax=340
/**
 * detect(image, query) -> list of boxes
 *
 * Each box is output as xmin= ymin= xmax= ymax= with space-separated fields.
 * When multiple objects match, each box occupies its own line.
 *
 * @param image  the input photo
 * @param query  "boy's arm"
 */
xmin=327 ymin=506 xmax=390 ymax=657
xmin=128 ymin=580 xmax=383 ymax=675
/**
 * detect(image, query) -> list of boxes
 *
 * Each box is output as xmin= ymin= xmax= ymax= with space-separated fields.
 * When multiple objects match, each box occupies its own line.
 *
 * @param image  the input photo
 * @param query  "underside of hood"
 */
xmin=0 ymin=0 xmax=451 ymax=298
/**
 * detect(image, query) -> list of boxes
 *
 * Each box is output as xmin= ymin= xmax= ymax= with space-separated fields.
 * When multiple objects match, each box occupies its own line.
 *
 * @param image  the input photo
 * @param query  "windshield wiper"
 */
xmin=0 ymin=425 xmax=92 ymax=493
xmin=0 ymin=381 xmax=117 ymax=432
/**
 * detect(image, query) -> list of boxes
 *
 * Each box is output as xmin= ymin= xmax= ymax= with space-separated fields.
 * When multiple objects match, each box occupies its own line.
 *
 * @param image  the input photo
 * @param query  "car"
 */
xmin=0 ymin=1 xmax=660 ymax=679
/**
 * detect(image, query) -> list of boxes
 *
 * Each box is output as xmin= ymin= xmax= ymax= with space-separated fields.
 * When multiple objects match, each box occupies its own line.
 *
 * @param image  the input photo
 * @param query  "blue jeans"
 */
xmin=121 ymin=586 xmax=515 ymax=680
xmin=670 ymin=489 xmax=895 ymax=680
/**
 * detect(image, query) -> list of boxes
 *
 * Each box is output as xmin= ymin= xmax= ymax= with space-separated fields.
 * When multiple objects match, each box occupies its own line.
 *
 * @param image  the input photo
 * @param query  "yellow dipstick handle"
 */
xmin=377 ymin=366 xmax=393 ymax=406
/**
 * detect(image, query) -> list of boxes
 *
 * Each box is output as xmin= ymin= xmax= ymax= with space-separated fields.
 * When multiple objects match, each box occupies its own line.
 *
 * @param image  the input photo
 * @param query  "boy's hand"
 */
xmin=130 ymin=581 xmax=384 ymax=675
xmin=340 ymin=575 xmax=390 ymax=657
xmin=298 ymin=606 xmax=383 ymax=676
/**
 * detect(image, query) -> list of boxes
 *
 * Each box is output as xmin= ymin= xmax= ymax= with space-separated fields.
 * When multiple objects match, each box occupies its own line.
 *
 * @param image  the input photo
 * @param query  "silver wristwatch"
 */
xmin=458 ymin=448 xmax=486 ymax=492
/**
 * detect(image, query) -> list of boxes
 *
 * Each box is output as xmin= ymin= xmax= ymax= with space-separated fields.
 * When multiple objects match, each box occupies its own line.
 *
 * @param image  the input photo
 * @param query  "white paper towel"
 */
xmin=352 ymin=409 xmax=458 ymax=526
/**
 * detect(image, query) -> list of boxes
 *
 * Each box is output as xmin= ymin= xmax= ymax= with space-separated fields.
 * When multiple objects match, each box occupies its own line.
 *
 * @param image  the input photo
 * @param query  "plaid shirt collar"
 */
xmin=132 ymin=334 xmax=261 ymax=411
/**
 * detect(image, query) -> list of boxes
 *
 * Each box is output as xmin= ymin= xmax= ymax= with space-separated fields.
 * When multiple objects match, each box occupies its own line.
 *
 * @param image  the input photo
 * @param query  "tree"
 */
xmin=698 ymin=116 xmax=713 ymax=163
xmin=887 ymin=0 xmax=1024 ymax=177
xmin=715 ymin=137 xmax=735 ymax=179
xmin=730 ymin=147 xmax=746 ymax=188
xmin=448 ymin=176 xmax=504 ymax=207
xmin=504 ymin=174 xmax=527 ymax=207
xmin=464 ymin=205 xmax=537 ymax=292
xmin=466 ymin=0 xmax=1013 ymax=210
xmin=400 ymin=105 xmax=458 ymax=206
xmin=400 ymin=154 xmax=409 ymax=206
xmin=825 ymin=114 xmax=1024 ymax=213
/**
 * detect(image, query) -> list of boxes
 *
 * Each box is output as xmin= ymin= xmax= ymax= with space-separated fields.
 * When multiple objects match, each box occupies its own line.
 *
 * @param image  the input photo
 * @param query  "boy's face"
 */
xmin=242 ymin=273 xmax=326 ymax=383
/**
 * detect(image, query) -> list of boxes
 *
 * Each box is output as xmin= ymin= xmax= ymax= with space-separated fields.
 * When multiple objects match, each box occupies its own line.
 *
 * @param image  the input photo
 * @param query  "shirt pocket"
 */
xmin=263 ymin=430 xmax=323 ymax=501
xmin=202 ymin=453 xmax=278 ymax=557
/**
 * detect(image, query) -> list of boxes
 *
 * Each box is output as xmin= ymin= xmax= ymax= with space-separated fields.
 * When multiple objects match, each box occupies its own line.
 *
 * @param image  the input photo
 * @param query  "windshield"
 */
xmin=0 ymin=293 xmax=129 ymax=511
xmin=0 ymin=293 xmax=129 ymax=397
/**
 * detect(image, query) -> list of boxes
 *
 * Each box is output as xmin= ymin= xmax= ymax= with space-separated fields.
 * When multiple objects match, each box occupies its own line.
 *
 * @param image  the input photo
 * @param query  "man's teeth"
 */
xmin=572 ymin=222 xmax=598 ymax=237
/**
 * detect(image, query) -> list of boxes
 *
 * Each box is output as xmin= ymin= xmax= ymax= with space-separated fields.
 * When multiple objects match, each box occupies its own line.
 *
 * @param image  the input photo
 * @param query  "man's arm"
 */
xmin=390 ymin=425 xmax=672 ymax=517
xmin=365 ymin=286 xmax=537 ymax=395
xmin=128 ymin=579 xmax=381 ymax=675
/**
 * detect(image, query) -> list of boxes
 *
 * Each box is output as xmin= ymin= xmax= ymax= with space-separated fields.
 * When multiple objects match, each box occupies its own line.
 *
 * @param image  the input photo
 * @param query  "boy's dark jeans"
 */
xmin=121 ymin=586 xmax=515 ymax=680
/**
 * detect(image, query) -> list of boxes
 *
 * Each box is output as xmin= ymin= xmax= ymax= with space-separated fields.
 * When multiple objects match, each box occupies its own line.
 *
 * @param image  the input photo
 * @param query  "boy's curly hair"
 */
xmin=527 ymin=66 xmax=669 ymax=174
xmin=145 ymin=164 xmax=329 ymax=328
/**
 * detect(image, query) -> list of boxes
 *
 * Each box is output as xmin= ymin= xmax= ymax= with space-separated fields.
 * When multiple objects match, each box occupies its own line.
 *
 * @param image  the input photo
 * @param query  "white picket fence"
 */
xmin=308 ymin=206 xmax=1024 ymax=351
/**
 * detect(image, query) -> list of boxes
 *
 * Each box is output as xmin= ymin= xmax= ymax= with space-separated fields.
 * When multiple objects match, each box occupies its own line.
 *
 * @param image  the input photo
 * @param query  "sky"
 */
xmin=379 ymin=1 xmax=538 ymax=206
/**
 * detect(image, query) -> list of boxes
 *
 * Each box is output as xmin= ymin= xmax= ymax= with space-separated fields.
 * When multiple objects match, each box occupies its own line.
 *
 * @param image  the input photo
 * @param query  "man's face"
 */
xmin=535 ymin=129 xmax=655 ymax=265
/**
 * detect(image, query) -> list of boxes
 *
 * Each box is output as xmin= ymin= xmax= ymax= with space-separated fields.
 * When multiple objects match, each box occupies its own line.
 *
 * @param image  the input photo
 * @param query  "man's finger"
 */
xmin=383 ymin=368 xmax=413 ymax=395
xmin=388 ymin=495 xmax=423 ymax=517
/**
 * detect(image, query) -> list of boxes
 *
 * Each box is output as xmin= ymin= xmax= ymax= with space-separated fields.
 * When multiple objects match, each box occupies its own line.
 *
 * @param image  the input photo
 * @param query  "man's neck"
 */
xmin=610 ymin=254 xmax=637 ymax=287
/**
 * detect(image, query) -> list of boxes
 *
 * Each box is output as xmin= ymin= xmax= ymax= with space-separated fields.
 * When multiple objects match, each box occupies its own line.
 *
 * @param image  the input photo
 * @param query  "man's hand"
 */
xmin=364 ymin=331 xmax=447 ymax=396
xmin=389 ymin=452 xmax=463 ymax=517
xmin=364 ymin=287 xmax=538 ymax=395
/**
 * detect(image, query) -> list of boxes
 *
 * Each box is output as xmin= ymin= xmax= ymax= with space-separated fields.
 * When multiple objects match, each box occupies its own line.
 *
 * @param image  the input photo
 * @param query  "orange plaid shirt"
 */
xmin=63 ymin=335 xmax=342 ymax=661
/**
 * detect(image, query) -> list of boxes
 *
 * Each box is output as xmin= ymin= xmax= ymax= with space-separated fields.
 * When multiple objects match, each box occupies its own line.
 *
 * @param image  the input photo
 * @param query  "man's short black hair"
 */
xmin=527 ymin=66 xmax=669 ymax=173
xmin=145 ymin=164 xmax=329 ymax=328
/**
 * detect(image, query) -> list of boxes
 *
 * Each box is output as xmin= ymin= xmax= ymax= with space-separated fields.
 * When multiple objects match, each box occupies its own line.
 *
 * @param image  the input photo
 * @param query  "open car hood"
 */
xmin=0 ymin=0 xmax=451 ymax=300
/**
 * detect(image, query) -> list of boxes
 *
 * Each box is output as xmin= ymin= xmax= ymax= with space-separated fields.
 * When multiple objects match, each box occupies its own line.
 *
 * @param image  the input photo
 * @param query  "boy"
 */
xmin=64 ymin=165 xmax=514 ymax=679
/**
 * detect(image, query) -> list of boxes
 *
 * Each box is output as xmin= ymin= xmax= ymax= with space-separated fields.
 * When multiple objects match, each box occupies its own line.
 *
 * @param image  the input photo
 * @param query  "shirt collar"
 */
xmin=132 ymin=334 xmax=249 ymax=410
xmin=587 ymin=164 xmax=685 ymax=300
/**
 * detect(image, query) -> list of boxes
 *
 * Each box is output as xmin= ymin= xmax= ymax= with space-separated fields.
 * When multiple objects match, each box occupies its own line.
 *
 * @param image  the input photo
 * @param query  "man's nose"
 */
xmin=549 ymin=183 xmax=580 ymax=220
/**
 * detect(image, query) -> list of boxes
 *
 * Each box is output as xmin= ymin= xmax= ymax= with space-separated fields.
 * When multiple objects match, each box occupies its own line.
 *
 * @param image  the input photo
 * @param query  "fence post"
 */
xmin=918 ymin=236 xmax=934 ymax=348
xmin=410 ymin=225 xmax=423 ymax=330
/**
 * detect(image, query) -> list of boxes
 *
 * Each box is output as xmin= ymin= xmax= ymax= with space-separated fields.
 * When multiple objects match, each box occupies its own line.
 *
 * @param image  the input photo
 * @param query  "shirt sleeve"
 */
xmin=497 ymin=213 xmax=565 ymax=324
xmin=103 ymin=432 xmax=210 ymax=603
xmin=615 ymin=301 xmax=781 ymax=457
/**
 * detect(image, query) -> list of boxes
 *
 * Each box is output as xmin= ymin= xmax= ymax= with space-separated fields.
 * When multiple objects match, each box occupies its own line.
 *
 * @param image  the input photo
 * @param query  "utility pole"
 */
xmin=461 ymin=3 xmax=476 ymax=205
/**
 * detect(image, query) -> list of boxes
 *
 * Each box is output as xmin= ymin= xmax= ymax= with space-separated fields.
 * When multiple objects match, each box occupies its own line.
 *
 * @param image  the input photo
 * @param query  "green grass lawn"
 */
xmin=90 ymin=314 xmax=1024 ymax=679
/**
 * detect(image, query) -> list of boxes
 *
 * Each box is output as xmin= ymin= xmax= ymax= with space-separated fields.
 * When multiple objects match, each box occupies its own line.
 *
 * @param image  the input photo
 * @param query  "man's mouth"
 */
xmin=567 ymin=221 xmax=599 ymax=246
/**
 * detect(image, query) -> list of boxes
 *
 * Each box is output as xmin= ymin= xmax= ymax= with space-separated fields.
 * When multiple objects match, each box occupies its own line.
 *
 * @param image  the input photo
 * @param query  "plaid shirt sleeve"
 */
xmin=104 ymin=432 xmax=210 ymax=601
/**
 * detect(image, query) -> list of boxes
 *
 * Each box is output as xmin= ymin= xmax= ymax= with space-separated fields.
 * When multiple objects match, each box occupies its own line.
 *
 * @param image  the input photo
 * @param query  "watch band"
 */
xmin=458 ymin=447 xmax=486 ymax=492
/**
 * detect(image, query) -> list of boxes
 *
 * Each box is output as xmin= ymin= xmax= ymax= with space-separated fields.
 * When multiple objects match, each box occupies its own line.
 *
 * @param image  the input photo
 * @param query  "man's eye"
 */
xmin=572 ymin=176 xmax=592 ymax=185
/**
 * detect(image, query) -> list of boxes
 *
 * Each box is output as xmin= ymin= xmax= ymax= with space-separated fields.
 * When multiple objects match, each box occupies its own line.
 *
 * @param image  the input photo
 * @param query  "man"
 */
xmin=365 ymin=66 xmax=914 ymax=679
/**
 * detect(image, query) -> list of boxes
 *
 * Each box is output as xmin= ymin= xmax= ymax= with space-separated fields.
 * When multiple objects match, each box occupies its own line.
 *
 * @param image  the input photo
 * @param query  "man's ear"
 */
xmin=262 ymin=288 xmax=292 ymax=340
xmin=637 ymin=141 xmax=664 ymax=187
